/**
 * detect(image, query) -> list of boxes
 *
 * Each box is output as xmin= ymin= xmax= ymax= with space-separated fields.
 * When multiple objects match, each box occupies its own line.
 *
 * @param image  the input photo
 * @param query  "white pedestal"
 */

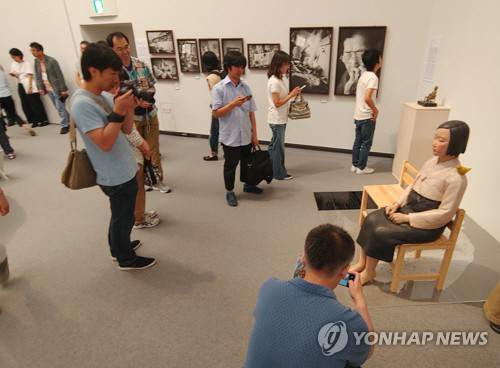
xmin=392 ymin=103 xmax=450 ymax=178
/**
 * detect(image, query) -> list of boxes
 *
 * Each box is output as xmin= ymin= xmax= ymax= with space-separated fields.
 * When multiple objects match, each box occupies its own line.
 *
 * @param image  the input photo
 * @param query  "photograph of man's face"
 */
xmin=334 ymin=27 xmax=386 ymax=96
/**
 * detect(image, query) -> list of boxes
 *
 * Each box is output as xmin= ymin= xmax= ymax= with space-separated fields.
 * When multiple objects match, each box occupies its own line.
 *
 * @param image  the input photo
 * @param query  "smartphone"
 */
xmin=243 ymin=95 xmax=253 ymax=101
xmin=300 ymin=84 xmax=307 ymax=89
xmin=339 ymin=273 xmax=356 ymax=287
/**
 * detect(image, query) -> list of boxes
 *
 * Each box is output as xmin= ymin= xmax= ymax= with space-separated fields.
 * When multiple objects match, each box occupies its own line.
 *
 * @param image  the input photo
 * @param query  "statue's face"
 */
xmin=341 ymin=35 xmax=366 ymax=72
xmin=432 ymin=128 xmax=450 ymax=156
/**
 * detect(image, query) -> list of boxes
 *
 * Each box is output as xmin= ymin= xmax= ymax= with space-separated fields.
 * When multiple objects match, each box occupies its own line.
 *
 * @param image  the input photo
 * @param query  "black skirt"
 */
xmin=357 ymin=190 xmax=445 ymax=262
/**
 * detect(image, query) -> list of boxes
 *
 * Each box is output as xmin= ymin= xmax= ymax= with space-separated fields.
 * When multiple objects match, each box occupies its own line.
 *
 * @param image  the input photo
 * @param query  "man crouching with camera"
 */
xmin=71 ymin=43 xmax=156 ymax=270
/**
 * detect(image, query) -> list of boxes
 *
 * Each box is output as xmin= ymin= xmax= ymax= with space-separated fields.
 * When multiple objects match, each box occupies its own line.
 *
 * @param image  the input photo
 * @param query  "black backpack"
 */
xmin=244 ymin=146 xmax=273 ymax=186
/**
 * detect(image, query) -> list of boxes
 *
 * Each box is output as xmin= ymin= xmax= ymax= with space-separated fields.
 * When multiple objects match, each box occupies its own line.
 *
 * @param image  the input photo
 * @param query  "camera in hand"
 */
xmin=118 ymin=80 xmax=155 ymax=104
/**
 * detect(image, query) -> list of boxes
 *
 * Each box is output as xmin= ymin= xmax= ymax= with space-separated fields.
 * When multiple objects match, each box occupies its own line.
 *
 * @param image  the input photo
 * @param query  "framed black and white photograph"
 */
xmin=289 ymin=27 xmax=333 ymax=94
xmin=198 ymin=39 xmax=221 ymax=72
xmin=151 ymin=58 xmax=179 ymax=80
xmin=146 ymin=30 xmax=175 ymax=55
xmin=247 ymin=44 xmax=280 ymax=69
xmin=221 ymin=38 xmax=244 ymax=59
xmin=334 ymin=26 xmax=386 ymax=96
xmin=177 ymin=39 xmax=201 ymax=73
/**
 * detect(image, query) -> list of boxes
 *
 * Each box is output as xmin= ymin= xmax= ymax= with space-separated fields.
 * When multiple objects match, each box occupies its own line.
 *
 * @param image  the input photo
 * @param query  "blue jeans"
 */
xmin=99 ymin=177 xmax=138 ymax=266
xmin=209 ymin=115 xmax=219 ymax=153
xmin=268 ymin=124 xmax=287 ymax=179
xmin=46 ymin=90 xmax=69 ymax=127
xmin=352 ymin=119 xmax=376 ymax=170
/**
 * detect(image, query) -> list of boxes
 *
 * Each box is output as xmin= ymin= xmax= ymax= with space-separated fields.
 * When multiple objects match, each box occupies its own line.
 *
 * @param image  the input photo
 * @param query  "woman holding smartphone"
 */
xmin=266 ymin=51 xmax=301 ymax=180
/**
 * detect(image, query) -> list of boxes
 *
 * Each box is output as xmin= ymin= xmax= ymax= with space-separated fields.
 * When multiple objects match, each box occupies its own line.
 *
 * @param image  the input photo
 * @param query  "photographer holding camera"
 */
xmin=71 ymin=43 xmax=156 ymax=270
xmin=107 ymin=32 xmax=171 ymax=194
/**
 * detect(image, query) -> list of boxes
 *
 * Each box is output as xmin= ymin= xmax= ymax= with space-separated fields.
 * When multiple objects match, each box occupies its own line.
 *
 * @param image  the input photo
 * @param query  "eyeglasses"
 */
xmin=115 ymin=45 xmax=130 ymax=53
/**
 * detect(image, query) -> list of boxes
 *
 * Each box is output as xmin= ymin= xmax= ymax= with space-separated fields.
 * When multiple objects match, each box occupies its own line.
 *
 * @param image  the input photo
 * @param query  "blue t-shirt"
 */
xmin=244 ymin=278 xmax=371 ymax=368
xmin=70 ymin=90 xmax=138 ymax=186
xmin=211 ymin=76 xmax=257 ymax=147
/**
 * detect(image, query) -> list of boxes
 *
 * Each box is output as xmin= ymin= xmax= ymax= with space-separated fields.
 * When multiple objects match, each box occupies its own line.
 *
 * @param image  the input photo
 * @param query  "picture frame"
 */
xmin=247 ymin=44 xmax=280 ymax=69
xmin=177 ymin=39 xmax=201 ymax=73
xmin=198 ymin=38 xmax=222 ymax=72
xmin=151 ymin=58 xmax=179 ymax=80
xmin=146 ymin=30 xmax=175 ymax=55
xmin=334 ymin=26 xmax=387 ymax=96
xmin=289 ymin=27 xmax=333 ymax=94
xmin=221 ymin=38 xmax=244 ymax=60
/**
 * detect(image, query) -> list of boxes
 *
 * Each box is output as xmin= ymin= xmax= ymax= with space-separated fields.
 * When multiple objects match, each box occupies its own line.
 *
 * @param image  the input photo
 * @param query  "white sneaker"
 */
xmin=144 ymin=210 xmax=158 ymax=220
xmin=152 ymin=182 xmax=171 ymax=193
xmin=351 ymin=165 xmax=357 ymax=172
xmin=133 ymin=217 xmax=160 ymax=229
xmin=356 ymin=167 xmax=375 ymax=175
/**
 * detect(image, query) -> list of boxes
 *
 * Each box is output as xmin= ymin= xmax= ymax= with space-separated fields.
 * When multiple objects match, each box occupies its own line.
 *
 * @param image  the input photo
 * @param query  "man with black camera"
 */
xmin=71 ymin=43 xmax=156 ymax=270
xmin=107 ymin=32 xmax=171 ymax=194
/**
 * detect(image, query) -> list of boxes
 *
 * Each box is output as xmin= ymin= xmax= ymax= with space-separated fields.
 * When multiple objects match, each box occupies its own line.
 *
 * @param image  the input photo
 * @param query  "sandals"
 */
xmin=7 ymin=153 xmax=15 ymax=160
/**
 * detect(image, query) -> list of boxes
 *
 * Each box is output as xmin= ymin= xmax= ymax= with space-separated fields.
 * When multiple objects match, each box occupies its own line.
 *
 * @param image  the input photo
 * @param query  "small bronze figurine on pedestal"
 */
xmin=418 ymin=86 xmax=438 ymax=107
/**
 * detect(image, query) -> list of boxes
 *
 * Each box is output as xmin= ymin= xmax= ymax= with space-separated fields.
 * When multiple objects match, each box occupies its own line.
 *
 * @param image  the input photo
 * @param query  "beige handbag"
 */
xmin=288 ymin=93 xmax=311 ymax=120
xmin=61 ymin=94 xmax=111 ymax=189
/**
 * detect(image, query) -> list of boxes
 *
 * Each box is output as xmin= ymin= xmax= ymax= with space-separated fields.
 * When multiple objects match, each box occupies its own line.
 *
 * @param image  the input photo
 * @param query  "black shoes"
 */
xmin=60 ymin=126 xmax=69 ymax=134
xmin=243 ymin=184 xmax=264 ymax=194
xmin=0 ymin=257 xmax=9 ymax=286
xmin=226 ymin=191 xmax=238 ymax=206
xmin=119 ymin=256 xmax=156 ymax=271
xmin=111 ymin=240 xmax=143 ymax=261
xmin=39 ymin=121 xmax=50 ymax=127
xmin=31 ymin=122 xmax=38 ymax=128
xmin=203 ymin=155 xmax=218 ymax=161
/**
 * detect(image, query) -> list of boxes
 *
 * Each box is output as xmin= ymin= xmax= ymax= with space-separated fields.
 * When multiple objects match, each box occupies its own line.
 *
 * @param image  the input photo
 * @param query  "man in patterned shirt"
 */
xmin=107 ymin=32 xmax=171 ymax=193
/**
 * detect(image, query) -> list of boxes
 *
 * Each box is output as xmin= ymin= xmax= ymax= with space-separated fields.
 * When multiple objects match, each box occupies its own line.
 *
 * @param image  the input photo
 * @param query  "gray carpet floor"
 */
xmin=0 ymin=124 xmax=499 ymax=367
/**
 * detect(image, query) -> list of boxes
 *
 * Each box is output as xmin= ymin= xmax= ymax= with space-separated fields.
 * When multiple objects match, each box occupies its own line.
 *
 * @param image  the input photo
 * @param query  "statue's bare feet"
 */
xmin=349 ymin=262 xmax=366 ymax=273
xmin=360 ymin=270 xmax=376 ymax=285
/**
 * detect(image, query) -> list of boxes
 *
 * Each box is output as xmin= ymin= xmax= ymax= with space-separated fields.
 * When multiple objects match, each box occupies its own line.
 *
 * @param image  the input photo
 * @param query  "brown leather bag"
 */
xmin=61 ymin=94 xmax=111 ymax=189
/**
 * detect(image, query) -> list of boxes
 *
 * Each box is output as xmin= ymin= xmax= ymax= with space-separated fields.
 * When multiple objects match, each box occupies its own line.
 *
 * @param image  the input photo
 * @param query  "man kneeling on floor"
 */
xmin=244 ymin=224 xmax=374 ymax=368
xmin=71 ymin=43 xmax=156 ymax=270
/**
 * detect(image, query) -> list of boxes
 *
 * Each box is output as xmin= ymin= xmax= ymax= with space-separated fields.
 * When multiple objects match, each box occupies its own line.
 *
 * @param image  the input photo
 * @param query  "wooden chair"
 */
xmin=390 ymin=209 xmax=465 ymax=292
xmin=358 ymin=160 xmax=418 ymax=227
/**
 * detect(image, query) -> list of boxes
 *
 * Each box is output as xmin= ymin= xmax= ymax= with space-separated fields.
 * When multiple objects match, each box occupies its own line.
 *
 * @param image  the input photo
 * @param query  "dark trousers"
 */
xmin=0 ymin=117 xmax=14 ymax=154
xmin=352 ymin=119 xmax=376 ymax=170
xmin=99 ymin=177 xmax=138 ymax=266
xmin=18 ymin=84 xmax=48 ymax=124
xmin=209 ymin=115 xmax=219 ymax=153
xmin=0 ymin=96 xmax=25 ymax=127
xmin=222 ymin=143 xmax=252 ymax=191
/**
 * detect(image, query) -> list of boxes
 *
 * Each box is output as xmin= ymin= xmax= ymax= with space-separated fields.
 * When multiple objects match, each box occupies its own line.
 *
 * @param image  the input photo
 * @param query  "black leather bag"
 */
xmin=243 ymin=146 xmax=273 ymax=186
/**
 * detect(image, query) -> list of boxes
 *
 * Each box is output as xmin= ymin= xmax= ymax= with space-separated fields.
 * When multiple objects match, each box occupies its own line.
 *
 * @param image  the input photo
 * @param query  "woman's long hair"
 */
xmin=267 ymin=50 xmax=290 ymax=79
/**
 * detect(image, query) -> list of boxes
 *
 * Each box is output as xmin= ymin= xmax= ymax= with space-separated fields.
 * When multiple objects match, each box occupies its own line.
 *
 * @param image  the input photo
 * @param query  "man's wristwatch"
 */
xmin=107 ymin=112 xmax=125 ymax=123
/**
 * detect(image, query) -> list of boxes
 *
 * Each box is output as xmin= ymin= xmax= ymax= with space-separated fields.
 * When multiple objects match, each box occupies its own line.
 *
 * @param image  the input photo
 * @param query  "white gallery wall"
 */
xmin=417 ymin=0 xmax=500 ymax=241
xmin=0 ymin=0 xmax=498 ymax=240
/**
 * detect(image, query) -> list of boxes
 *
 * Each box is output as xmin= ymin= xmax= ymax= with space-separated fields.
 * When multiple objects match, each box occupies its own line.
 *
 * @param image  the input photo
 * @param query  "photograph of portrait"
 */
xmin=177 ymin=39 xmax=201 ymax=73
xmin=198 ymin=39 xmax=221 ymax=72
xmin=247 ymin=44 xmax=280 ymax=69
xmin=151 ymin=58 xmax=179 ymax=80
xmin=289 ymin=27 xmax=333 ymax=94
xmin=146 ymin=30 xmax=175 ymax=55
xmin=334 ymin=26 xmax=386 ymax=96
xmin=221 ymin=38 xmax=244 ymax=59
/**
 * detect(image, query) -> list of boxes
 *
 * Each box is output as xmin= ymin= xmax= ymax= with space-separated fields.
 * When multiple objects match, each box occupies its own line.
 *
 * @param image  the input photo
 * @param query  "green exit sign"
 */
xmin=93 ymin=0 xmax=104 ymax=14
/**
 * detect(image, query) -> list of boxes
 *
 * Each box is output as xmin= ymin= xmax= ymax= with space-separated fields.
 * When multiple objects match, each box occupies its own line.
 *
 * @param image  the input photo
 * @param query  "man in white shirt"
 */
xmin=74 ymin=41 xmax=89 ymax=88
xmin=351 ymin=49 xmax=382 ymax=175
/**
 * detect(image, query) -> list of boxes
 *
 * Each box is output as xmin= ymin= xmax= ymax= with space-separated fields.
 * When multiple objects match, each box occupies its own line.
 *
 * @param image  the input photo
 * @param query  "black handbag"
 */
xmin=144 ymin=159 xmax=161 ymax=187
xmin=243 ymin=146 xmax=273 ymax=186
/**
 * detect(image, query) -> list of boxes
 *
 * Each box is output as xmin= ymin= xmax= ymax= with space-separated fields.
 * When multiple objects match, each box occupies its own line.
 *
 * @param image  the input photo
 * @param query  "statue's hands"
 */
xmin=389 ymin=213 xmax=409 ymax=224
xmin=385 ymin=203 xmax=400 ymax=216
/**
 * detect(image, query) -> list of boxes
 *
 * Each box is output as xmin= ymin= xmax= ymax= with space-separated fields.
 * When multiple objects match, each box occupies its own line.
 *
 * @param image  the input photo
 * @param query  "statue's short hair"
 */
xmin=437 ymin=120 xmax=470 ymax=156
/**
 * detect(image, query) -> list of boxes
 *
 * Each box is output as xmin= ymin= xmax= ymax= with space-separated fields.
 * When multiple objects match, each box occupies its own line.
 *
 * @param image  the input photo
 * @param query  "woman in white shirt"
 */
xmin=266 ymin=51 xmax=301 ymax=180
xmin=9 ymin=48 xmax=49 ymax=128
xmin=351 ymin=121 xmax=470 ymax=285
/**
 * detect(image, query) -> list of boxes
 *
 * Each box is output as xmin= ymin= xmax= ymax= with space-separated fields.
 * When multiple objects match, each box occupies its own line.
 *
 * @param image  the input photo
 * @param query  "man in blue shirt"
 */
xmin=71 ymin=43 xmax=156 ymax=270
xmin=244 ymin=224 xmax=374 ymax=367
xmin=211 ymin=52 xmax=261 ymax=207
